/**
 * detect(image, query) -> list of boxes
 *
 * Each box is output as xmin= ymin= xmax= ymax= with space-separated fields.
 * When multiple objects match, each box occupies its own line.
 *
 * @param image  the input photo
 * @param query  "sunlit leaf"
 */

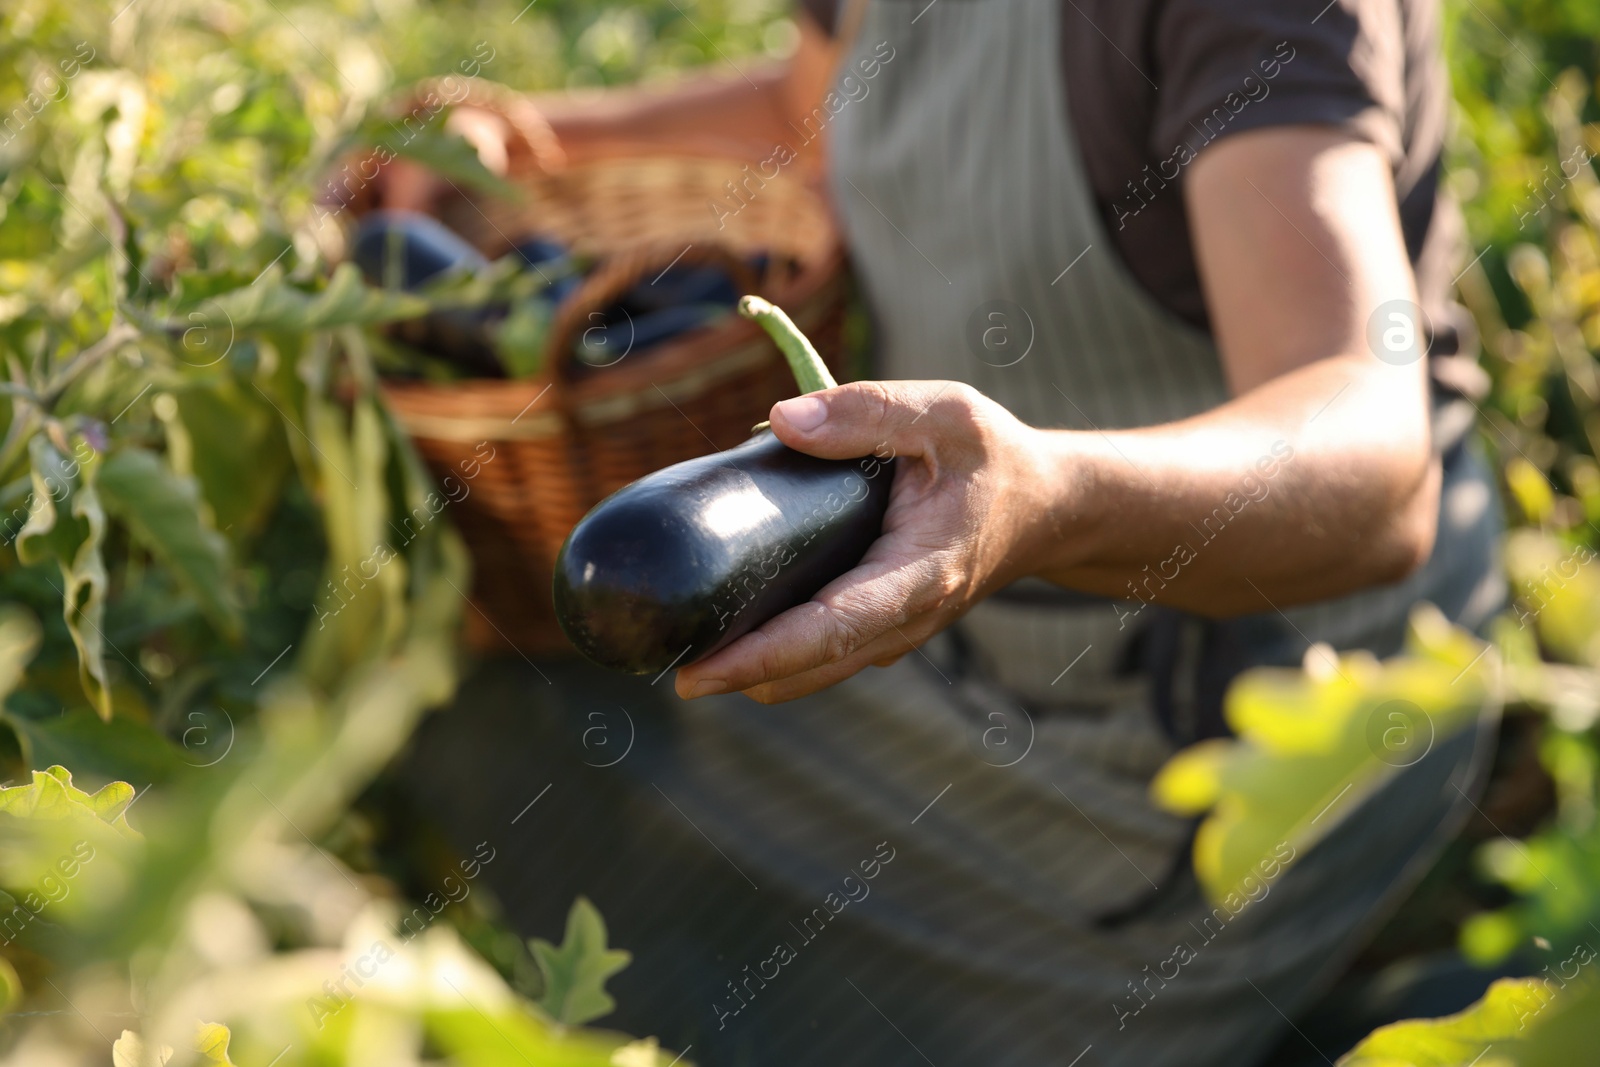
xmin=112 ymin=1021 xmax=237 ymax=1067
xmin=1151 ymin=606 xmax=1493 ymax=905
xmin=1338 ymin=975 xmax=1600 ymax=1066
xmin=0 ymin=765 xmax=141 ymax=838
xmin=1503 ymin=529 xmax=1600 ymax=667
xmin=1504 ymin=457 xmax=1556 ymax=525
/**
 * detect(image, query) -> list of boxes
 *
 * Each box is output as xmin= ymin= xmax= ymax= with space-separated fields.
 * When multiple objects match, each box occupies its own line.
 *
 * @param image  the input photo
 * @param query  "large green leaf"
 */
xmin=1339 ymin=976 xmax=1600 ymax=1066
xmin=16 ymin=434 xmax=113 ymax=719
xmin=530 ymin=897 xmax=632 ymax=1027
xmin=172 ymin=377 xmax=293 ymax=544
xmin=1151 ymin=606 xmax=1494 ymax=905
xmin=0 ymin=765 xmax=141 ymax=838
xmin=98 ymin=447 xmax=241 ymax=638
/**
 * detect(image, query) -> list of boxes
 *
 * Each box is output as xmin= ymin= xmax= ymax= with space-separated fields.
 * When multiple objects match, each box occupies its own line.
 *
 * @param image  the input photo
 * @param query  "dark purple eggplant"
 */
xmin=553 ymin=296 xmax=894 ymax=675
xmin=553 ymin=429 xmax=892 ymax=674
xmin=352 ymin=210 xmax=506 ymax=376
xmin=575 ymin=303 xmax=731 ymax=366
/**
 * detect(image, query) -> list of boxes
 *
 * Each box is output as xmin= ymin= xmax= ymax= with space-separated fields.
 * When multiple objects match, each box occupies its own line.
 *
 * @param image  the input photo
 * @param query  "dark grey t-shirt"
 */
xmin=802 ymin=0 xmax=1454 ymax=334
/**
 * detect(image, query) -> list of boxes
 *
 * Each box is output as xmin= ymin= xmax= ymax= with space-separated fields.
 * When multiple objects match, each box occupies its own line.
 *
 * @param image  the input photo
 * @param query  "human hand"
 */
xmin=370 ymin=107 xmax=516 ymax=214
xmin=674 ymin=380 xmax=1057 ymax=704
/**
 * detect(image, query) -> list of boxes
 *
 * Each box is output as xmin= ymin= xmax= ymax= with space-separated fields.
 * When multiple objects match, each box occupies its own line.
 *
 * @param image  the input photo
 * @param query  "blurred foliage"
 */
xmin=1152 ymin=605 xmax=1494 ymax=907
xmin=1204 ymin=0 xmax=1600 ymax=1052
xmin=0 ymin=0 xmax=797 ymax=1062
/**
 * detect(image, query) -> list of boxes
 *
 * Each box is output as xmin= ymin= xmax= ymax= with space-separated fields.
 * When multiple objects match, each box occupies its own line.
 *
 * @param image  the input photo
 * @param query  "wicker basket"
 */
xmin=364 ymin=80 xmax=849 ymax=656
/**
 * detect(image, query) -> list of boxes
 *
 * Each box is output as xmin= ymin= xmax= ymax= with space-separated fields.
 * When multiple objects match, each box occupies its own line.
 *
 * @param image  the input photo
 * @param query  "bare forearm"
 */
xmin=530 ymin=15 xmax=835 ymax=165
xmin=1024 ymin=354 xmax=1439 ymax=616
xmin=533 ymin=65 xmax=794 ymax=162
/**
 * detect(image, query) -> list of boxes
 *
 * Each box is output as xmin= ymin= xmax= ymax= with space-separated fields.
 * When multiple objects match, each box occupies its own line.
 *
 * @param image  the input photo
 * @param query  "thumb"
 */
xmin=769 ymin=380 xmax=971 ymax=461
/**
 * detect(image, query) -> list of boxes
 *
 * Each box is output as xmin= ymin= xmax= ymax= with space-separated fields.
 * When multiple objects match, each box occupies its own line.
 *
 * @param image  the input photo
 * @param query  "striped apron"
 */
xmin=408 ymin=1 xmax=1505 ymax=1064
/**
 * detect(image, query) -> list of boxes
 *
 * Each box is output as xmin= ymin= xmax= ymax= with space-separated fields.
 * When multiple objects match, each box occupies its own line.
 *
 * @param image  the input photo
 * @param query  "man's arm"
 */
xmin=535 ymin=14 xmax=839 ymax=165
xmin=376 ymin=14 xmax=837 ymax=210
xmin=675 ymin=126 xmax=1442 ymax=702
xmin=1029 ymin=126 xmax=1440 ymax=615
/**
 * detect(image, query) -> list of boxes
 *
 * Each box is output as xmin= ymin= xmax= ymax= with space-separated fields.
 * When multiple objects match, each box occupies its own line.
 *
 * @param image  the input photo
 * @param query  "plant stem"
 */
xmin=738 ymin=295 xmax=836 ymax=395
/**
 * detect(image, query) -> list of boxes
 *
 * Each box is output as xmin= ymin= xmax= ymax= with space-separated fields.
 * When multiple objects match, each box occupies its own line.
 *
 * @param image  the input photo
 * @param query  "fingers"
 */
xmin=769 ymin=379 xmax=984 ymax=463
xmin=674 ymin=597 xmax=884 ymax=700
xmin=740 ymin=631 xmax=920 ymax=704
xmin=676 ymin=612 xmax=925 ymax=705
xmin=674 ymin=554 xmax=925 ymax=700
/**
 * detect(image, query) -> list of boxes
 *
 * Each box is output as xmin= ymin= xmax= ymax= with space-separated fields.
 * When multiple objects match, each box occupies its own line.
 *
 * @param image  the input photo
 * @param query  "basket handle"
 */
xmin=539 ymin=244 xmax=760 ymax=387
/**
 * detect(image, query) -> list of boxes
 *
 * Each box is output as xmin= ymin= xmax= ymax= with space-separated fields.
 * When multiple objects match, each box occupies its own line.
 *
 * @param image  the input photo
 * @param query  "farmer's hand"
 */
xmin=674 ymin=381 xmax=1058 ymax=704
xmin=370 ymin=107 xmax=516 ymax=214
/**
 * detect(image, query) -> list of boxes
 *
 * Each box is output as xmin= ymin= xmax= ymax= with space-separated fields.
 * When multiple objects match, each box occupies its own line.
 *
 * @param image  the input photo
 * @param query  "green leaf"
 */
xmin=0 ymin=765 xmax=141 ymax=838
xmin=16 ymin=435 xmax=112 ymax=719
xmin=494 ymin=297 xmax=552 ymax=379
xmin=1456 ymin=728 xmax=1600 ymax=966
xmin=1503 ymin=529 xmax=1600 ymax=667
xmin=190 ymin=263 xmax=429 ymax=336
xmin=172 ymin=377 xmax=293 ymax=544
xmin=530 ymin=897 xmax=631 ymax=1027
xmin=1151 ymin=605 xmax=1492 ymax=906
xmin=97 ymin=447 xmax=241 ymax=638
xmin=1339 ymin=975 xmax=1600 ymax=1066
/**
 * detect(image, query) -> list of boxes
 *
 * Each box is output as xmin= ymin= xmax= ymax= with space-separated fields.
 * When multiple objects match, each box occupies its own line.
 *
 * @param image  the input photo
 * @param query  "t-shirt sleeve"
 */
xmin=1150 ymin=0 xmax=1407 ymax=167
xmin=799 ymin=0 xmax=841 ymax=34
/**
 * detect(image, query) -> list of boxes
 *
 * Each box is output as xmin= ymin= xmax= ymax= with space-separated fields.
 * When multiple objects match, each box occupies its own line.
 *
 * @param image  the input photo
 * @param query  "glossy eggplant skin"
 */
xmin=553 ymin=431 xmax=895 ymax=675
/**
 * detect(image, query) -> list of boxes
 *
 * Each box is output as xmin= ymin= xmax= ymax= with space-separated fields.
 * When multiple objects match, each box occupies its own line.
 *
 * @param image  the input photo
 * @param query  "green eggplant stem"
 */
xmin=738 ymin=295 xmax=837 ymax=395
